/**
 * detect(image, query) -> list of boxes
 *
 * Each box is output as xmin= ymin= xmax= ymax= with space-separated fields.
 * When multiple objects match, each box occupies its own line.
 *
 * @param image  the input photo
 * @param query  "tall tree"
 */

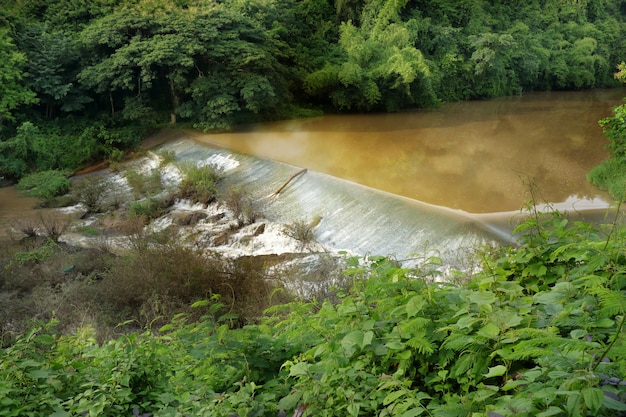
xmin=0 ymin=29 xmax=37 ymax=124
xmin=17 ymin=24 xmax=91 ymax=118
xmin=304 ymin=0 xmax=436 ymax=111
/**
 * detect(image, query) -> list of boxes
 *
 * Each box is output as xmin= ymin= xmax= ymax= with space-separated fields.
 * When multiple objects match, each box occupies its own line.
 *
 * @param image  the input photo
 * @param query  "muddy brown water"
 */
xmin=0 ymin=186 xmax=46 ymax=240
xmin=191 ymin=88 xmax=625 ymax=213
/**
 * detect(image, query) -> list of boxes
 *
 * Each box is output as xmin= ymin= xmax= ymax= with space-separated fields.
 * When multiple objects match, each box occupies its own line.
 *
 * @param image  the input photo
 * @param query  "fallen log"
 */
xmin=271 ymin=168 xmax=307 ymax=197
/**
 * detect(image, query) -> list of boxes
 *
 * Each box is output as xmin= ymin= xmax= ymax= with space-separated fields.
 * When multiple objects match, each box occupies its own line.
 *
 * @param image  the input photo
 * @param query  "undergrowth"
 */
xmin=2 ymin=210 xmax=626 ymax=416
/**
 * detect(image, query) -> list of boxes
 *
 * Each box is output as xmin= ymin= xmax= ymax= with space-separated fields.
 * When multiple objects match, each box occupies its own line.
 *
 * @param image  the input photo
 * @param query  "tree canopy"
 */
xmin=1 ymin=0 xmax=626 ymax=179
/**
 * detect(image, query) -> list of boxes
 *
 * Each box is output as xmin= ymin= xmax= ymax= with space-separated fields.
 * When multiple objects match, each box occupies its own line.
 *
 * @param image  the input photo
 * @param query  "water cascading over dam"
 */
xmin=160 ymin=137 xmax=509 ymax=264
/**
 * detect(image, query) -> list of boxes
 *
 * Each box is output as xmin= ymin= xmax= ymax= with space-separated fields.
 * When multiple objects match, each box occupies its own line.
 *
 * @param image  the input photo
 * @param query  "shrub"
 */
xmin=177 ymin=162 xmax=221 ymax=204
xmin=222 ymin=187 xmax=261 ymax=226
xmin=588 ymin=158 xmax=626 ymax=201
xmin=282 ymin=217 xmax=320 ymax=248
xmin=129 ymin=197 xmax=164 ymax=222
xmin=16 ymin=170 xmax=70 ymax=201
xmin=157 ymin=149 xmax=176 ymax=166
xmin=37 ymin=212 xmax=71 ymax=242
xmin=124 ymin=168 xmax=163 ymax=199
xmin=73 ymin=177 xmax=111 ymax=214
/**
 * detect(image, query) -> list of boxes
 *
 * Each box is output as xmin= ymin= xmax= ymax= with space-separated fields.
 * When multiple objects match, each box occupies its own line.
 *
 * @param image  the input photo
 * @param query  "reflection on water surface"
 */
xmin=193 ymin=89 xmax=625 ymax=213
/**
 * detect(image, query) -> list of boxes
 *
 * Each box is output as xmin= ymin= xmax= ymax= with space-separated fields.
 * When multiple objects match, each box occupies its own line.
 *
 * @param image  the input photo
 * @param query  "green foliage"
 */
xmin=16 ymin=170 xmax=70 ymax=200
xmin=588 ymin=158 xmax=626 ymax=201
xmin=3 ymin=213 xmax=626 ymax=416
xmin=600 ymin=101 xmax=626 ymax=160
xmin=0 ymin=28 xmax=38 ymax=123
xmin=282 ymin=218 xmax=317 ymax=248
xmin=12 ymin=239 xmax=57 ymax=266
xmin=305 ymin=0 xmax=437 ymax=111
xmin=177 ymin=162 xmax=221 ymax=204
xmin=124 ymin=168 xmax=163 ymax=199
xmin=129 ymin=197 xmax=164 ymax=222
xmin=222 ymin=186 xmax=260 ymax=227
xmin=72 ymin=177 xmax=109 ymax=214
xmin=588 ymin=69 xmax=626 ymax=200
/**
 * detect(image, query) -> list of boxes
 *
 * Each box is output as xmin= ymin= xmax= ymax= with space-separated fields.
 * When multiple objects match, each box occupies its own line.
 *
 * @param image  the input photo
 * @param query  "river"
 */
xmin=191 ymin=88 xmax=625 ymax=213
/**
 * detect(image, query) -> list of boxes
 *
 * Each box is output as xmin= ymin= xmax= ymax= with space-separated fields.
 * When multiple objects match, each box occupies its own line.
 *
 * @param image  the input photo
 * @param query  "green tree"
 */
xmin=0 ymin=28 xmax=37 ymax=124
xmin=304 ymin=0 xmax=436 ymax=111
xmin=78 ymin=1 xmax=288 ymax=130
xmin=17 ymin=24 xmax=91 ymax=118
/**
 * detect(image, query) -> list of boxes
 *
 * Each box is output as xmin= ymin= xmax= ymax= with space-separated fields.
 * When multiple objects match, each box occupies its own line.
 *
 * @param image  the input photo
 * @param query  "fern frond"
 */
xmin=501 ymin=336 xmax=591 ymax=361
xmin=441 ymin=333 xmax=474 ymax=351
xmin=398 ymin=317 xmax=431 ymax=336
xmin=406 ymin=335 xmax=435 ymax=355
xmin=590 ymin=287 xmax=626 ymax=317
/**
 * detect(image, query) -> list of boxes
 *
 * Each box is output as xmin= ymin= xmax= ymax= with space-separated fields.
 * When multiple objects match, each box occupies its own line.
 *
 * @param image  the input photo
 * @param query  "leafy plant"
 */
xmin=72 ymin=177 xmax=110 ymax=214
xmin=222 ymin=186 xmax=261 ymax=227
xmin=2 ymin=209 xmax=626 ymax=417
xmin=177 ymin=162 xmax=221 ymax=204
xmin=124 ymin=168 xmax=163 ymax=199
xmin=129 ymin=197 xmax=163 ymax=222
xmin=282 ymin=218 xmax=319 ymax=249
xmin=16 ymin=170 xmax=70 ymax=201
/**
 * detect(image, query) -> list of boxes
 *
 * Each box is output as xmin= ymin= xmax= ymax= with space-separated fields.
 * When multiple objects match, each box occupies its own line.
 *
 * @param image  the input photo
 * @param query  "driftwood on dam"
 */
xmin=271 ymin=168 xmax=307 ymax=198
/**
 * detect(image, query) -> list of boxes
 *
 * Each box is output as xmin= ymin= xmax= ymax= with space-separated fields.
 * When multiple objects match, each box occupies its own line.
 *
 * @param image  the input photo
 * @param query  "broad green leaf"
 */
xmin=288 ymin=362 xmax=310 ymax=377
xmin=384 ymin=390 xmax=406 ymax=405
xmin=406 ymin=295 xmax=426 ymax=317
xmin=581 ymin=388 xmax=604 ymax=413
xmin=566 ymin=392 xmax=584 ymax=417
xmin=536 ymin=406 xmax=564 ymax=417
xmin=362 ymin=330 xmax=374 ymax=348
xmin=483 ymin=365 xmax=507 ymax=378
xmin=603 ymin=393 xmax=626 ymax=411
xmin=478 ymin=322 xmax=500 ymax=339
xmin=385 ymin=341 xmax=405 ymax=350
xmin=347 ymin=403 xmax=360 ymax=417
xmin=399 ymin=407 xmax=426 ymax=417
xmin=342 ymin=330 xmax=364 ymax=356
xmin=49 ymin=412 xmax=71 ymax=417
xmin=570 ymin=329 xmax=587 ymax=339
xmin=27 ymin=369 xmax=50 ymax=379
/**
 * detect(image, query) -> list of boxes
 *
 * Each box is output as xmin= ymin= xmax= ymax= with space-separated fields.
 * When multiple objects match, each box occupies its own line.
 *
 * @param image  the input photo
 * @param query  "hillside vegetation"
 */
xmin=2 ymin=210 xmax=626 ymax=416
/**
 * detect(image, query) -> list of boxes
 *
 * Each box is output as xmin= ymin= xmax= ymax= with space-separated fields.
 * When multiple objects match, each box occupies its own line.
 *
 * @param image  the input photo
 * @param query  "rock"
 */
xmin=173 ymin=211 xmax=208 ymax=226
xmin=206 ymin=212 xmax=226 ymax=223
xmin=212 ymin=232 xmax=229 ymax=246
xmin=252 ymin=223 xmax=266 ymax=236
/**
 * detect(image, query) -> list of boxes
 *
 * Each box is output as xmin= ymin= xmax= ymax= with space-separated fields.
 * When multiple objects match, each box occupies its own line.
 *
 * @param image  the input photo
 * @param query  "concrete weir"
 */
xmin=160 ymin=137 xmax=507 ymax=265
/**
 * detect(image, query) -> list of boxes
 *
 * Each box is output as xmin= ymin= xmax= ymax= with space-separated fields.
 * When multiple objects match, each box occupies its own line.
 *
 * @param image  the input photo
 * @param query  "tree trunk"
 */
xmin=169 ymin=78 xmax=179 ymax=124
xmin=109 ymin=88 xmax=115 ymax=117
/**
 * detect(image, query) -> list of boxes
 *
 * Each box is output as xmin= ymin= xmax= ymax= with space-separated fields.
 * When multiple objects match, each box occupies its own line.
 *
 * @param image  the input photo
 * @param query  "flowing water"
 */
xmin=1 ymin=89 xmax=625 ymax=260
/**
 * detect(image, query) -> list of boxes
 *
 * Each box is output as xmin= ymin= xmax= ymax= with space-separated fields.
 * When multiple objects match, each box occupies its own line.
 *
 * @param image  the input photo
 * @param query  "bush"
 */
xmin=124 ymin=168 xmax=163 ymax=199
xmin=37 ymin=212 xmax=71 ymax=242
xmin=72 ymin=177 xmax=108 ymax=213
xmin=178 ymin=162 xmax=221 ymax=204
xmin=222 ymin=187 xmax=261 ymax=226
xmin=282 ymin=216 xmax=320 ymax=248
xmin=3 ymin=214 xmax=626 ymax=417
xmin=95 ymin=242 xmax=288 ymax=328
xmin=16 ymin=170 xmax=70 ymax=201
xmin=588 ymin=158 xmax=626 ymax=201
xmin=129 ymin=197 xmax=164 ymax=221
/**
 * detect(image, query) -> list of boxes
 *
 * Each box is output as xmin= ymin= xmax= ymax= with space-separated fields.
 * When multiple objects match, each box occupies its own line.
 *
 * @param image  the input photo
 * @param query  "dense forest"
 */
xmin=2 ymin=0 xmax=626 ymax=182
